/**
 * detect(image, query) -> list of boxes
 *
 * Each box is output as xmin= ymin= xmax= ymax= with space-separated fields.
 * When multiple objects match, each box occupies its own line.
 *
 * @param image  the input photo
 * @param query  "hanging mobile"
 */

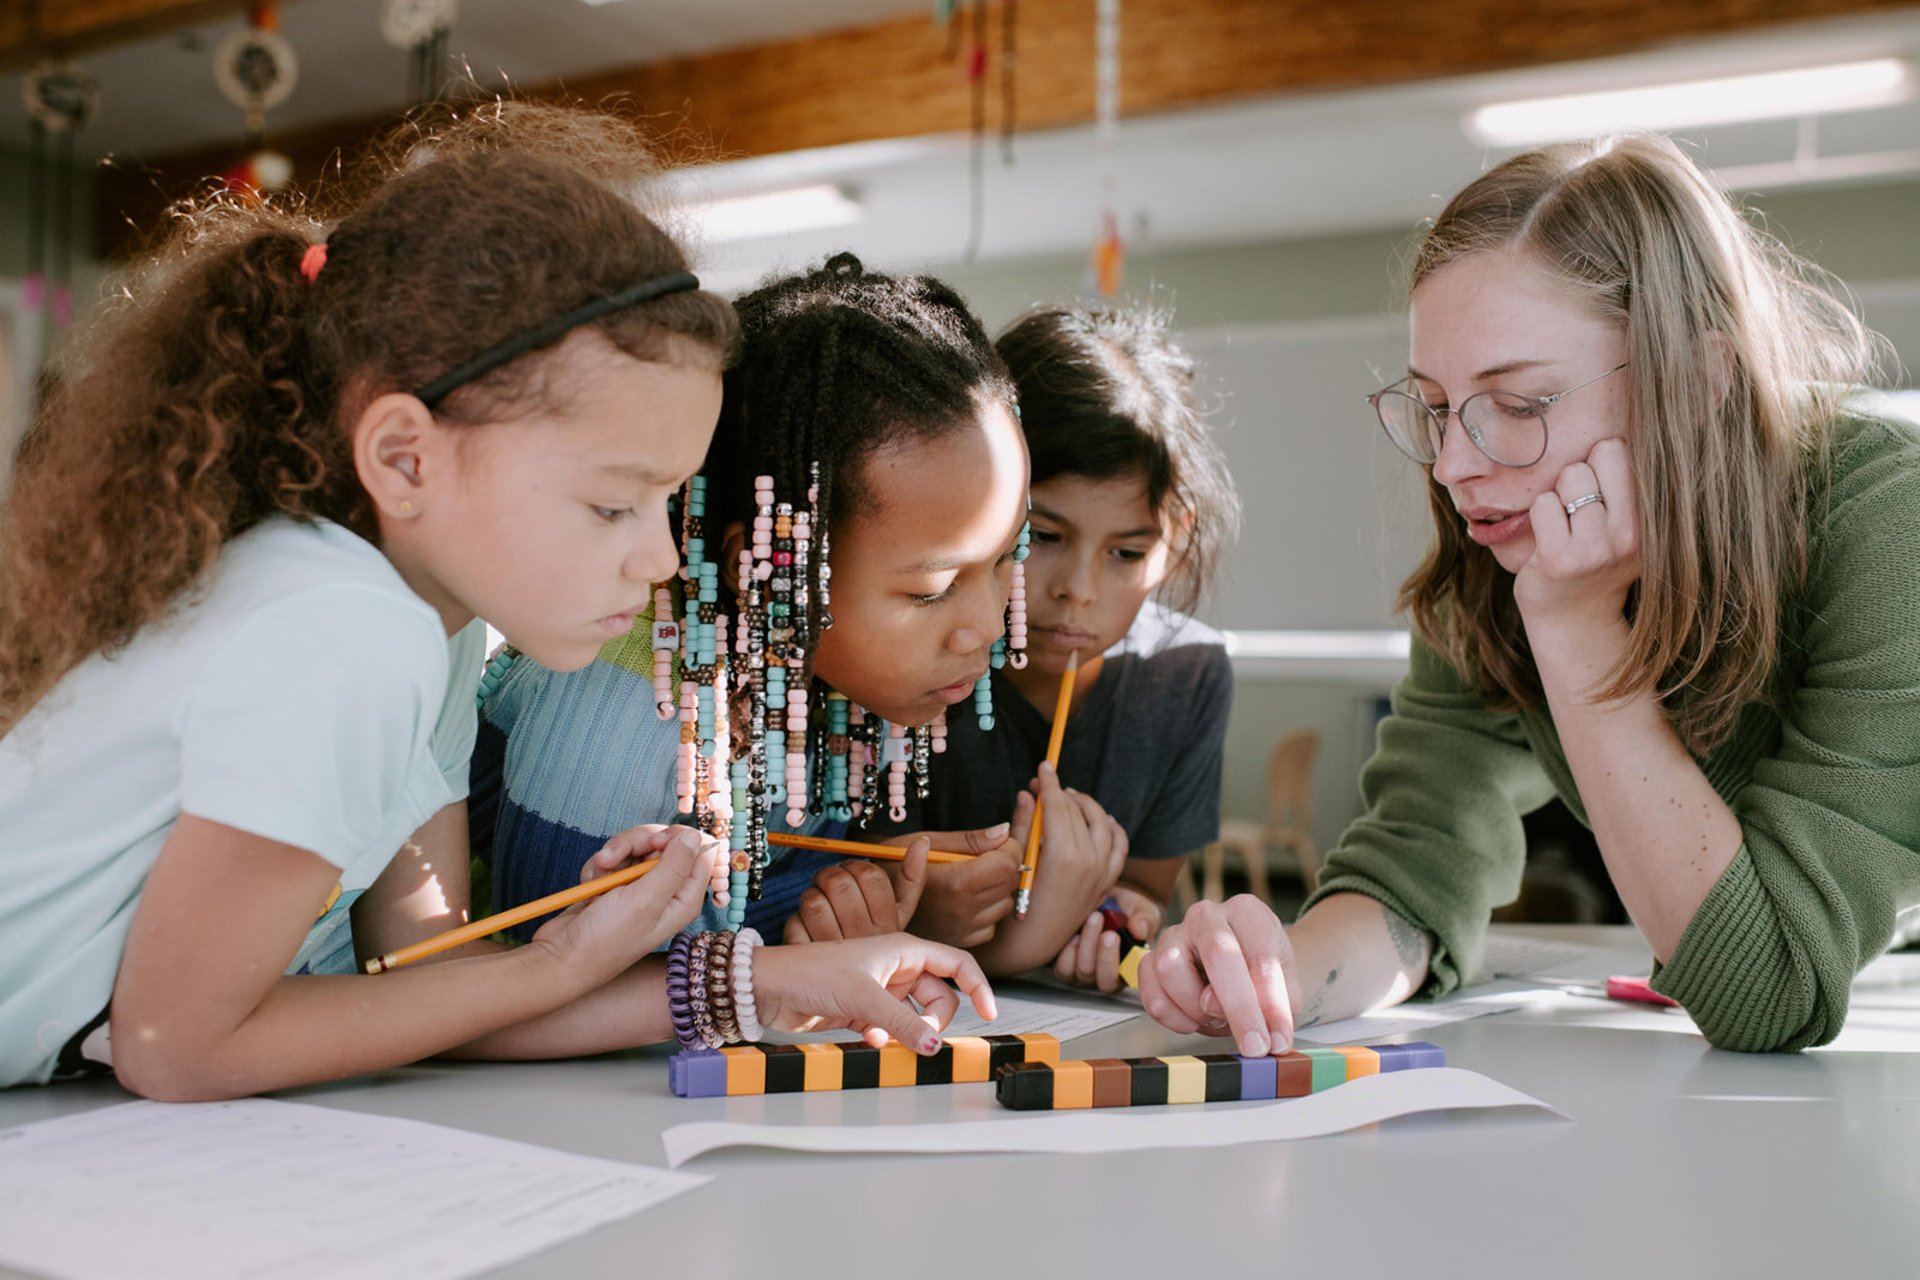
xmin=213 ymin=5 xmax=299 ymax=199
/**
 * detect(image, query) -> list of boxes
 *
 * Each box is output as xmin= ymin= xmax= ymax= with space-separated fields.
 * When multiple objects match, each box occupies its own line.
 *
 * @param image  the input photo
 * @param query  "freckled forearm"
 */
xmin=1530 ymin=624 xmax=1741 ymax=960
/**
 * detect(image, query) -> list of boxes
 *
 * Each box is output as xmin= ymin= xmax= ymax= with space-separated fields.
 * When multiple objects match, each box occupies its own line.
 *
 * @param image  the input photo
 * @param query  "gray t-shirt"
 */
xmin=877 ymin=603 xmax=1232 ymax=859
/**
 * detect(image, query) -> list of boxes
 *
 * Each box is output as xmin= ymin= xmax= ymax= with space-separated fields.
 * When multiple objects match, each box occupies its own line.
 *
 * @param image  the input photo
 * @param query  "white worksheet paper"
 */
xmin=938 ymin=990 xmax=1138 ymax=1040
xmin=764 ymin=989 xmax=1137 ymax=1047
xmin=0 ymin=1099 xmax=708 ymax=1280
xmin=1479 ymin=933 xmax=1628 ymax=980
xmin=1294 ymin=979 xmax=1556 ymax=1044
xmin=660 ymin=1067 xmax=1563 ymax=1166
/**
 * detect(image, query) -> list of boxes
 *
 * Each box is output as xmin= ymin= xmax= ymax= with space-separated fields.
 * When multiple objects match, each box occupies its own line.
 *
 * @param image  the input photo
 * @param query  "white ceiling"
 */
xmin=4 ymin=3 xmax=1919 ymax=277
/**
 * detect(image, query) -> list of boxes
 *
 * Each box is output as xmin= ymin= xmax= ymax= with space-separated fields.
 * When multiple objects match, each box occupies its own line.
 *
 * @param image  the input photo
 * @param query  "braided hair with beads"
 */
xmin=676 ymin=254 xmax=1029 ymax=923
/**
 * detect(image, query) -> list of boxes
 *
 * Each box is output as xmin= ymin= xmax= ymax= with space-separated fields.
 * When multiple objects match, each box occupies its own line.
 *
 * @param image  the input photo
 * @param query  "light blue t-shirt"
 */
xmin=0 ymin=518 xmax=483 ymax=1086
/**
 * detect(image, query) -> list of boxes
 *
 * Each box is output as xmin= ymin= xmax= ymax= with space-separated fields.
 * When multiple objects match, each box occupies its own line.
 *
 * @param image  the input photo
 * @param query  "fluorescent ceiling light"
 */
xmin=681 ymin=184 xmax=863 ymax=243
xmin=1466 ymin=58 xmax=1916 ymax=147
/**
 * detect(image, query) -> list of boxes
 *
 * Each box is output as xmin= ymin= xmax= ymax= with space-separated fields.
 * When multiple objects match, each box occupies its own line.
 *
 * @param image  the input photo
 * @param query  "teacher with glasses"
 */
xmin=1137 ymin=132 xmax=1920 ymax=1054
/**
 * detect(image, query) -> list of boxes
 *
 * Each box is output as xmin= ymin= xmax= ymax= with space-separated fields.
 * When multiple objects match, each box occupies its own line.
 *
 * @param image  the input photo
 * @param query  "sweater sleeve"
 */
xmin=1654 ymin=423 xmax=1920 ymax=1052
xmin=1302 ymin=637 xmax=1559 ymax=995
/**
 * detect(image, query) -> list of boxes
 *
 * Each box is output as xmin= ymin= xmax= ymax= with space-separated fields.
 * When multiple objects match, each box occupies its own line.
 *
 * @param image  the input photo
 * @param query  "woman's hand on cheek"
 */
xmin=1515 ymin=436 xmax=1641 ymax=637
xmin=753 ymin=934 xmax=998 ymax=1053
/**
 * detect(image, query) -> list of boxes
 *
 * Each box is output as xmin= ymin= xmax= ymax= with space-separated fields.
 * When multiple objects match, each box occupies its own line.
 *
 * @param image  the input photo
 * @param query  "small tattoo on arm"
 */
xmin=1384 ymin=907 xmax=1429 ymax=969
xmin=1298 ymin=966 xmax=1337 ymax=1028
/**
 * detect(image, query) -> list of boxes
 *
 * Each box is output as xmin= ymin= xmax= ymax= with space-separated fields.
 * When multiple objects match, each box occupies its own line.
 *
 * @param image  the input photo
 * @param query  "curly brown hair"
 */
xmin=0 ymin=104 xmax=739 ymax=738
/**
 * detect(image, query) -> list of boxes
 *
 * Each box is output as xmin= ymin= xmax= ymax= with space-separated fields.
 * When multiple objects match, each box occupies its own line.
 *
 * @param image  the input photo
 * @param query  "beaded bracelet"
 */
xmin=732 ymin=927 xmax=765 ymax=1042
xmin=666 ymin=930 xmax=699 ymax=1051
xmin=687 ymin=930 xmax=720 ymax=1050
xmin=707 ymin=929 xmax=741 ymax=1046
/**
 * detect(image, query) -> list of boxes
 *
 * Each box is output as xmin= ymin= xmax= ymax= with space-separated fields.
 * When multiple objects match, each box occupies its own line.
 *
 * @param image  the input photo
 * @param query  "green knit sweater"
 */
xmin=1305 ymin=405 xmax=1920 ymax=1052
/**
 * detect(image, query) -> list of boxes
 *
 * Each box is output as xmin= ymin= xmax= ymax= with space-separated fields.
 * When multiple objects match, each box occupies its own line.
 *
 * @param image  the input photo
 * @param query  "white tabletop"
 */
xmin=4 ymin=925 xmax=1918 ymax=1279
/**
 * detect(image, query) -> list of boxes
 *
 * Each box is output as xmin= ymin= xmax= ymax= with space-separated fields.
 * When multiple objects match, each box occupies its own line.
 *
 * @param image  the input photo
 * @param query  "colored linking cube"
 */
xmin=992 ymin=1041 xmax=1446 ymax=1110
xmin=1099 ymin=897 xmax=1147 ymax=989
xmin=669 ymin=1033 xmax=1062 ymax=1098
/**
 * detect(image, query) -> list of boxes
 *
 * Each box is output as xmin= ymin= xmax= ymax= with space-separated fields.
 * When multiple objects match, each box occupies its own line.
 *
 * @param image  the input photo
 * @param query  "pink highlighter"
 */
xmin=1605 ymin=975 xmax=1679 ymax=1007
xmin=1540 ymin=973 xmax=1680 ymax=1007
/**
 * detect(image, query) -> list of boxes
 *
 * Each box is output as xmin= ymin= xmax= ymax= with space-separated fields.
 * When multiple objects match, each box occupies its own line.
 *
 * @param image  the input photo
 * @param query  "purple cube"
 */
xmin=670 ymin=1050 xmax=730 ymax=1098
xmin=1369 ymin=1041 xmax=1446 ymax=1072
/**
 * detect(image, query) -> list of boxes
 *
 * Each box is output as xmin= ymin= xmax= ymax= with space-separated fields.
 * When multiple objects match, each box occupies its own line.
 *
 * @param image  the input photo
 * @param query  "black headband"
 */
xmin=413 ymin=270 xmax=701 ymax=408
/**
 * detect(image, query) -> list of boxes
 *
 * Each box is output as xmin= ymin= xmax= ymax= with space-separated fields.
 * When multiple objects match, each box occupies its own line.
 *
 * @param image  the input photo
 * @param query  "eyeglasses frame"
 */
xmin=1365 ymin=361 xmax=1629 ymax=468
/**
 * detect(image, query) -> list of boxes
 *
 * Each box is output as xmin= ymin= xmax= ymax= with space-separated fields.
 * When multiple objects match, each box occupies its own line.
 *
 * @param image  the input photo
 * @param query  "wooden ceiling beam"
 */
xmin=95 ymin=0 xmax=1918 ymax=257
xmin=561 ymin=0 xmax=1920 ymax=157
xmin=1 ymin=0 xmax=261 ymax=72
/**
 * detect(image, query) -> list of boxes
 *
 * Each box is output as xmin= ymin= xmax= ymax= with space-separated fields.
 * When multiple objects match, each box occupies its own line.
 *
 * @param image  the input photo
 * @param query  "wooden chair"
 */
xmin=1199 ymin=727 xmax=1320 ymax=904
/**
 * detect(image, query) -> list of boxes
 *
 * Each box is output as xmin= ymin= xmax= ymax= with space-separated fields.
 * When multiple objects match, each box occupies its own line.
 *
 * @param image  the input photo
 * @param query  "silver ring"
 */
xmin=1563 ymin=492 xmax=1605 ymax=516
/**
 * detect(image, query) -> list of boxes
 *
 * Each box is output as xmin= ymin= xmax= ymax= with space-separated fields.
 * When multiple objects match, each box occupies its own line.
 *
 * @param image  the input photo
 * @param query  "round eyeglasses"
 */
xmin=1366 ymin=362 xmax=1628 ymax=468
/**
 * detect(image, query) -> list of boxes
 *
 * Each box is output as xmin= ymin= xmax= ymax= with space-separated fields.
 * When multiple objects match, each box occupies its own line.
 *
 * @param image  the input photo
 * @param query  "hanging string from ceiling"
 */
xmin=382 ymin=0 xmax=460 ymax=106
xmin=965 ymin=0 xmax=988 ymax=261
xmin=939 ymin=1 xmax=1019 ymax=263
xmin=1090 ymin=0 xmax=1125 ymax=299
xmin=1001 ymin=0 xmax=1018 ymax=165
xmin=22 ymin=61 xmax=99 ymax=336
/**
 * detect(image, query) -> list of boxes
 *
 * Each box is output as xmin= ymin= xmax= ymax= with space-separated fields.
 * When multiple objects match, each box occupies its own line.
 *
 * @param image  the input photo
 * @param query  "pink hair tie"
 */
xmin=299 ymin=243 xmax=328 ymax=285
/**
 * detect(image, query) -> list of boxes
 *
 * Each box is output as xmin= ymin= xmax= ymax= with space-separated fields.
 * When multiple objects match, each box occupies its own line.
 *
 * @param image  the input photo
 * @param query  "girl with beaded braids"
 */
xmin=473 ymin=254 xmax=1130 ymax=977
xmin=863 ymin=303 xmax=1241 ymax=988
xmin=0 ymin=110 xmax=990 ymax=1096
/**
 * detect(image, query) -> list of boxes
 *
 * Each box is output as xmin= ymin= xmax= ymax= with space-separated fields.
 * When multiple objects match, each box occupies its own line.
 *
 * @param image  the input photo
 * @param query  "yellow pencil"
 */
xmin=364 ymin=856 xmax=662 ymax=973
xmin=767 ymin=831 xmax=978 ymax=864
xmin=1016 ymin=649 xmax=1079 ymax=920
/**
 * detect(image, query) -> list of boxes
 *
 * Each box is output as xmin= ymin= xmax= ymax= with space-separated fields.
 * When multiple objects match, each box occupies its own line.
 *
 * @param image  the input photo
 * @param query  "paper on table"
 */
xmin=1479 ymin=933 xmax=1627 ymax=980
xmin=1293 ymin=980 xmax=1553 ymax=1045
xmin=660 ymin=1067 xmax=1563 ymax=1166
xmin=939 ymin=990 xmax=1137 ymax=1040
xmin=0 ymin=1099 xmax=707 ymax=1280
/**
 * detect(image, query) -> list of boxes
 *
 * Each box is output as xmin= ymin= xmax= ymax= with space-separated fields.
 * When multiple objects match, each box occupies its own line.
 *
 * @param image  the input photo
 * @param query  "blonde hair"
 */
xmin=1399 ymin=132 xmax=1884 ymax=752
